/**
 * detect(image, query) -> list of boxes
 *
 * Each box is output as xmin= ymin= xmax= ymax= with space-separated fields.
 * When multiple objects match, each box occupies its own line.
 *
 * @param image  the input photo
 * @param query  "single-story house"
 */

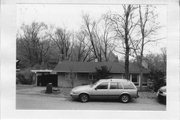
xmin=53 ymin=61 xmax=150 ymax=90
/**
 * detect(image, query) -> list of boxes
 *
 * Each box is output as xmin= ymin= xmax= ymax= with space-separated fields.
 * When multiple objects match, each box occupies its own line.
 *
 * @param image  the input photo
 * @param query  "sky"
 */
xmin=16 ymin=4 xmax=167 ymax=58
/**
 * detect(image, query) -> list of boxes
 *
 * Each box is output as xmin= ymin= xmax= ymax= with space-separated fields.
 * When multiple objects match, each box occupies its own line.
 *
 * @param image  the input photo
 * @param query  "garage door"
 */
xmin=37 ymin=74 xmax=58 ymax=87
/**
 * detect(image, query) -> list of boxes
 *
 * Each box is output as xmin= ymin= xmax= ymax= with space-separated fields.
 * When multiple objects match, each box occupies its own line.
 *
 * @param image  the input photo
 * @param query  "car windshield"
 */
xmin=90 ymin=81 xmax=99 ymax=87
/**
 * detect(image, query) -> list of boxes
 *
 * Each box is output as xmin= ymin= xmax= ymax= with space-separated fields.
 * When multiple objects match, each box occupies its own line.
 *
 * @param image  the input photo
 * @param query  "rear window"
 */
xmin=122 ymin=82 xmax=136 ymax=89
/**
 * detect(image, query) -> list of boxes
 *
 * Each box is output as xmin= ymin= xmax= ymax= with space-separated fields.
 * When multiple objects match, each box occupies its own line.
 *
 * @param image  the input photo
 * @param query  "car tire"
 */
xmin=120 ymin=94 xmax=130 ymax=103
xmin=79 ymin=93 xmax=89 ymax=103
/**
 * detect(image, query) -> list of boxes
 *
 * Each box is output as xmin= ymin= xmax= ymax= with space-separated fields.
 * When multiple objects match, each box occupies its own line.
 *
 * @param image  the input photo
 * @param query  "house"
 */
xmin=53 ymin=61 xmax=150 ymax=90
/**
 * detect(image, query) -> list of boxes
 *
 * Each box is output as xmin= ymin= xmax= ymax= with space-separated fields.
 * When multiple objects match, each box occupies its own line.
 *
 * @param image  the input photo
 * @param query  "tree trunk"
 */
xmin=124 ymin=6 xmax=130 ymax=80
xmin=139 ymin=61 xmax=143 ymax=91
xmin=125 ymin=46 xmax=130 ymax=80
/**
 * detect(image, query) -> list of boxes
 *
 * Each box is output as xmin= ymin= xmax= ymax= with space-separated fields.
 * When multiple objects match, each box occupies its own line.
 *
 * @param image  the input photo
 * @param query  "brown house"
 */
xmin=53 ymin=61 xmax=150 ymax=90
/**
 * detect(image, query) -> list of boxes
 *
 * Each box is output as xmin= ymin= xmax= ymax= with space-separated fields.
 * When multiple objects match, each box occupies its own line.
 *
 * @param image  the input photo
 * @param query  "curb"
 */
xmin=16 ymin=91 xmax=70 ymax=99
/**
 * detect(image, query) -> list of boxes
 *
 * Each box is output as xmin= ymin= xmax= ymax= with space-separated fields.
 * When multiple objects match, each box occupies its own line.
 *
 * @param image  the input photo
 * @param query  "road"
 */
xmin=16 ymin=94 xmax=166 ymax=110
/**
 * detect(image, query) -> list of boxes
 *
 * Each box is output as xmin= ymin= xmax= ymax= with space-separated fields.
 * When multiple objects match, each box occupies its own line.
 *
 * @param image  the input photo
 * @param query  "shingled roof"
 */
xmin=53 ymin=61 xmax=149 ymax=74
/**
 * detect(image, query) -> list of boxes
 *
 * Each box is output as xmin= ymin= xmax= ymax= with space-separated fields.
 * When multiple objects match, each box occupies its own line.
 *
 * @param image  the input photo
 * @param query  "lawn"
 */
xmin=16 ymin=84 xmax=34 ymax=90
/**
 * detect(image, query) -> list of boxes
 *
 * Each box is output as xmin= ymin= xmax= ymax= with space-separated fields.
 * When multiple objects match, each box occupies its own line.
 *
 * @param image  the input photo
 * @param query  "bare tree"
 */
xmin=94 ymin=14 xmax=116 ymax=61
xmin=81 ymin=14 xmax=116 ymax=62
xmin=17 ymin=22 xmax=50 ymax=67
xmin=161 ymin=47 xmax=166 ymax=67
xmin=71 ymin=31 xmax=92 ymax=62
xmin=48 ymin=28 xmax=72 ymax=61
xmin=82 ymin=14 xmax=99 ymax=61
xmin=107 ymin=5 xmax=138 ymax=79
xmin=130 ymin=5 xmax=162 ymax=90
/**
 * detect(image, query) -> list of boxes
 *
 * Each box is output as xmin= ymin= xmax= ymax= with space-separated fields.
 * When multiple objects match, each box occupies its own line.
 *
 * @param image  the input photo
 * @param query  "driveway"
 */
xmin=16 ymin=85 xmax=166 ymax=110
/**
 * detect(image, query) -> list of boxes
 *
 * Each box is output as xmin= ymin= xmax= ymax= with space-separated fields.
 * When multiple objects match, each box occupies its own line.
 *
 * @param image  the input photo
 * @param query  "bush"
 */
xmin=149 ymin=69 xmax=166 ymax=92
xmin=16 ymin=68 xmax=34 ymax=85
xmin=94 ymin=65 xmax=111 ymax=83
xmin=16 ymin=73 xmax=25 ymax=84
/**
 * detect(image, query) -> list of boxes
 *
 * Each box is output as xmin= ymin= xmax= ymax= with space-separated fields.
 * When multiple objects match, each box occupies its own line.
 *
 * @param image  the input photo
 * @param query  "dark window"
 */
xmin=88 ymin=73 xmax=94 ymax=80
xmin=142 ymin=83 xmax=147 ymax=86
xmin=132 ymin=74 xmax=138 ymax=82
xmin=122 ymin=82 xmax=135 ymax=89
xmin=131 ymin=74 xmax=139 ymax=86
xmin=96 ymin=82 xmax=109 ymax=89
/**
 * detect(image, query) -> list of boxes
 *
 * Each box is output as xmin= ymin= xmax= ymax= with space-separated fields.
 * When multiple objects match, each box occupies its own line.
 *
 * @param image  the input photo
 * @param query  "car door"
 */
xmin=108 ymin=82 xmax=124 ymax=99
xmin=90 ymin=81 xmax=110 ymax=100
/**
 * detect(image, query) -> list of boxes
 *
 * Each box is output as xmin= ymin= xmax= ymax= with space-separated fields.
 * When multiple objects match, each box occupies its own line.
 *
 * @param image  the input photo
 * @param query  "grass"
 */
xmin=59 ymin=87 xmax=72 ymax=97
xmin=139 ymin=92 xmax=157 ymax=99
xmin=16 ymin=84 xmax=34 ymax=90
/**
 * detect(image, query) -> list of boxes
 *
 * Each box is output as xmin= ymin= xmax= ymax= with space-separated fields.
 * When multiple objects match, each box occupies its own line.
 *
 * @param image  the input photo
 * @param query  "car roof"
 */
xmin=99 ymin=79 xmax=130 ymax=82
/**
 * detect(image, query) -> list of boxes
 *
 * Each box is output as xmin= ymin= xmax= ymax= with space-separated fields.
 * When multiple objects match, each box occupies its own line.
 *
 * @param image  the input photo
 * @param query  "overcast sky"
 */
xmin=16 ymin=4 xmax=167 ymax=58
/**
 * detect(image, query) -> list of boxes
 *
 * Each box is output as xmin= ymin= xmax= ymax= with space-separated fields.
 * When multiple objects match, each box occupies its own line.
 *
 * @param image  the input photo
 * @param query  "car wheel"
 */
xmin=79 ymin=94 xmax=89 ymax=103
xmin=120 ymin=94 xmax=130 ymax=103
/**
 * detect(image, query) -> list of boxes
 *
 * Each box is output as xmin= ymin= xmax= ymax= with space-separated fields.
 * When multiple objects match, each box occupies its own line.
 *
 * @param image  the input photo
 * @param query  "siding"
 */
xmin=58 ymin=73 xmax=69 ymax=87
xmin=75 ymin=73 xmax=92 ymax=86
xmin=111 ymin=73 xmax=124 ymax=79
xmin=57 ymin=73 xmax=92 ymax=87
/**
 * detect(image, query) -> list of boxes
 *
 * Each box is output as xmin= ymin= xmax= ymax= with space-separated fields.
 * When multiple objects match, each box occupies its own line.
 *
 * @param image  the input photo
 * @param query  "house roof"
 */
xmin=53 ymin=61 xmax=149 ymax=74
xmin=31 ymin=69 xmax=53 ymax=73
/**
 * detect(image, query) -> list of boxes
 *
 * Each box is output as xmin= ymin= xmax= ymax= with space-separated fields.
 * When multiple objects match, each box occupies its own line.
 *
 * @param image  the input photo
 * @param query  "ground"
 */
xmin=16 ymin=85 xmax=166 ymax=110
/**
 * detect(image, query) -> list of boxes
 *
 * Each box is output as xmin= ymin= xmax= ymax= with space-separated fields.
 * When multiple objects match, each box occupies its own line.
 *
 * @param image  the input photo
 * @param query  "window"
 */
xmin=143 ymin=78 xmax=148 ymax=86
xmin=65 ymin=73 xmax=69 ymax=79
xmin=118 ymin=82 xmax=123 ymax=89
xmin=131 ymin=74 xmax=139 ymax=86
xmin=110 ymin=82 xmax=118 ymax=89
xmin=88 ymin=73 xmax=94 ymax=80
xmin=110 ymin=82 xmax=123 ymax=89
xmin=122 ymin=82 xmax=135 ymax=89
xmin=132 ymin=74 xmax=138 ymax=82
xmin=96 ymin=82 xmax=109 ymax=89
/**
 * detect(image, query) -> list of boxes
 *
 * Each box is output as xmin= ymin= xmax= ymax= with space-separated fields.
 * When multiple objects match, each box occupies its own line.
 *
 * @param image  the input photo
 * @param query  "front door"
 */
xmin=90 ymin=82 xmax=110 ymax=100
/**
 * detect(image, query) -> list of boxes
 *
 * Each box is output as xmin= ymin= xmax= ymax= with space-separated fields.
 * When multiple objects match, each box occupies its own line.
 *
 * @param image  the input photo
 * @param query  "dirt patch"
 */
xmin=59 ymin=87 xmax=72 ymax=97
xmin=139 ymin=92 xmax=157 ymax=99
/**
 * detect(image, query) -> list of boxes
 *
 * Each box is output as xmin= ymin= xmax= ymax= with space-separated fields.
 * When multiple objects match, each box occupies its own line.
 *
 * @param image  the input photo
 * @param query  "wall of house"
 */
xmin=75 ymin=73 xmax=92 ymax=86
xmin=111 ymin=73 xmax=124 ymax=79
xmin=57 ymin=72 xmax=92 ymax=88
xmin=57 ymin=73 xmax=70 ymax=87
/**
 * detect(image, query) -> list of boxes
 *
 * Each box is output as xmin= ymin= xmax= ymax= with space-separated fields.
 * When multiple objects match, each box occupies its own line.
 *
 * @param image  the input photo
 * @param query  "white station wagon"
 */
xmin=70 ymin=79 xmax=139 ymax=103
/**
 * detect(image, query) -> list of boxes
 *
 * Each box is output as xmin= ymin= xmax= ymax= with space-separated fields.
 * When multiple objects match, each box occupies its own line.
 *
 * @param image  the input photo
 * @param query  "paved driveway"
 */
xmin=16 ymin=86 xmax=166 ymax=110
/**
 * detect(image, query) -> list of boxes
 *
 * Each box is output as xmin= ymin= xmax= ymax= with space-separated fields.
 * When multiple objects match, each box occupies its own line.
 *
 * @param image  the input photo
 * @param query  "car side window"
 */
xmin=110 ymin=82 xmax=123 ymax=89
xmin=118 ymin=82 xmax=123 ymax=89
xmin=110 ymin=82 xmax=118 ymax=89
xmin=96 ymin=82 xmax=109 ymax=89
xmin=122 ymin=82 xmax=135 ymax=89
